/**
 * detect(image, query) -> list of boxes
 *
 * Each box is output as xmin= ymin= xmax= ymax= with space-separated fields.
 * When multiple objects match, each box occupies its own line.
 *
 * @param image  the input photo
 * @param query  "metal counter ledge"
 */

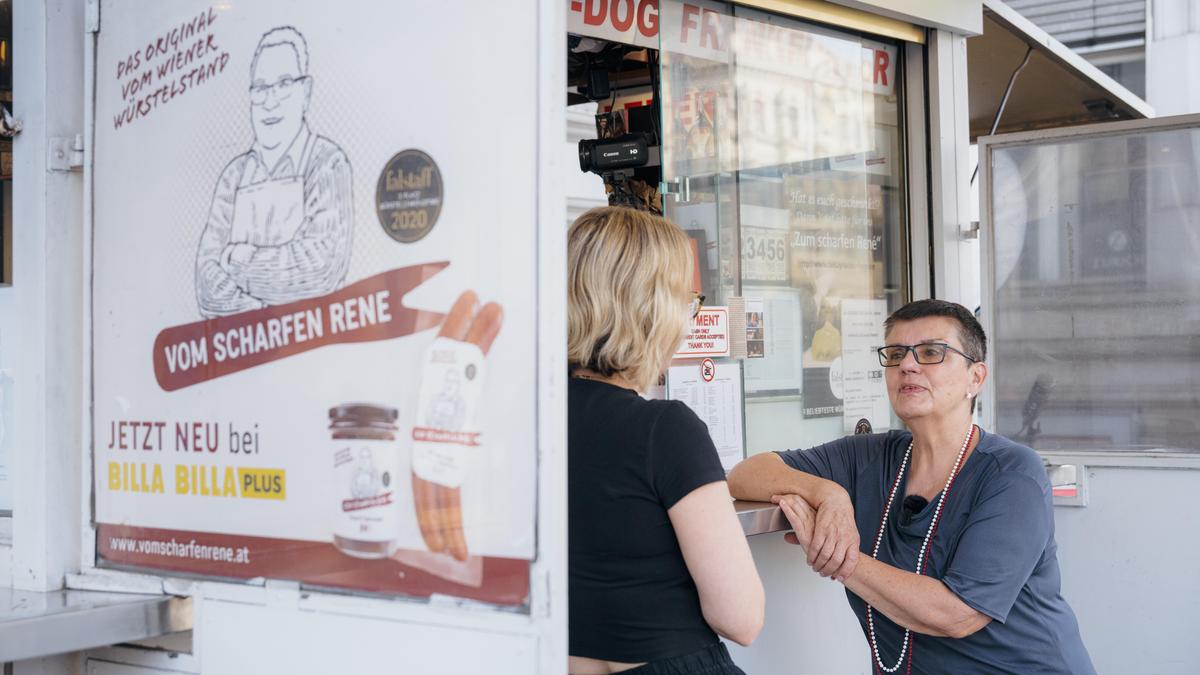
xmin=735 ymin=500 xmax=789 ymax=536
xmin=0 ymin=588 xmax=191 ymax=662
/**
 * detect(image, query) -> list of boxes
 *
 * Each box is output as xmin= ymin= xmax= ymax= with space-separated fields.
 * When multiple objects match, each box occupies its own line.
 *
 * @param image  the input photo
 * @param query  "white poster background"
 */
xmin=93 ymin=1 xmax=536 ymax=559
xmin=666 ymin=360 xmax=744 ymax=471
xmin=0 ymin=367 xmax=10 ymax=510
xmin=840 ymin=298 xmax=890 ymax=433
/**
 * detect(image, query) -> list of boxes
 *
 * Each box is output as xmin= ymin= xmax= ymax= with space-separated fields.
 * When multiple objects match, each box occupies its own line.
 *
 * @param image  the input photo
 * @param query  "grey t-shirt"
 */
xmin=778 ymin=429 xmax=1096 ymax=674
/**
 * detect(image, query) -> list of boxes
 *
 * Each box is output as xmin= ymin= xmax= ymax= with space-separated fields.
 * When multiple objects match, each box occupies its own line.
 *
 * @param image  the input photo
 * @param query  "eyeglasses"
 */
xmin=876 ymin=342 xmax=979 ymax=368
xmin=688 ymin=293 xmax=705 ymax=319
xmin=249 ymin=75 xmax=308 ymax=105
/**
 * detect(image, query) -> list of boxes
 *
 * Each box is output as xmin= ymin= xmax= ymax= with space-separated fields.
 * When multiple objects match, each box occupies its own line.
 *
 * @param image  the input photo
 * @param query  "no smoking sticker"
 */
xmin=700 ymin=358 xmax=716 ymax=382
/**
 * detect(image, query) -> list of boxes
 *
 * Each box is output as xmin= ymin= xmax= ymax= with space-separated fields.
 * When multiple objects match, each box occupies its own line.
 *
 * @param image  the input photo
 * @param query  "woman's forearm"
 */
xmin=727 ymin=452 xmax=842 ymax=505
xmin=842 ymin=557 xmax=990 ymax=638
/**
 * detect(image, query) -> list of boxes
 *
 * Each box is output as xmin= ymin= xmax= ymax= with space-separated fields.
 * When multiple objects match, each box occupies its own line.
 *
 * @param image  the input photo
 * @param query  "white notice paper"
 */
xmin=667 ymin=360 xmax=745 ymax=471
xmin=840 ymin=299 xmax=890 ymax=433
xmin=743 ymin=289 xmax=803 ymax=395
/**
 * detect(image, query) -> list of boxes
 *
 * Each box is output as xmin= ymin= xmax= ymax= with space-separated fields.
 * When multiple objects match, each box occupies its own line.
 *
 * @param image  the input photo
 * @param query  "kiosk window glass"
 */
xmin=989 ymin=126 xmax=1200 ymax=454
xmin=658 ymin=4 xmax=908 ymax=456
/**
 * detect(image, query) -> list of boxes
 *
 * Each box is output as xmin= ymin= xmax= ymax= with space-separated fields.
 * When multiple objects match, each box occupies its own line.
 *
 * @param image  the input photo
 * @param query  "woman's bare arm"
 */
xmin=669 ymin=481 xmax=764 ymax=646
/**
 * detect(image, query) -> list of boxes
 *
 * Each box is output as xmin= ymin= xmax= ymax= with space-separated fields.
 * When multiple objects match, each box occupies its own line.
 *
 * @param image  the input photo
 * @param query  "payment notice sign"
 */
xmin=676 ymin=307 xmax=730 ymax=358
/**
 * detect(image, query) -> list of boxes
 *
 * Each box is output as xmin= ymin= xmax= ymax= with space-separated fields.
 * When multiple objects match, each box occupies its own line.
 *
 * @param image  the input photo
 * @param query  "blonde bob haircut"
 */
xmin=568 ymin=206 xmax=693 ymax=391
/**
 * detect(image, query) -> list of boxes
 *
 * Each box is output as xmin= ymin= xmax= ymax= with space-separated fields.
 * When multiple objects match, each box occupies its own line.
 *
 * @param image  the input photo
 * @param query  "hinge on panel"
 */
xmin=660 ymin=176 xmax=691 ymax=203
xmin=960 ymin=220 xmax=980 ymax=240
xmin=49 ymin=134 xmax=85 ymax=172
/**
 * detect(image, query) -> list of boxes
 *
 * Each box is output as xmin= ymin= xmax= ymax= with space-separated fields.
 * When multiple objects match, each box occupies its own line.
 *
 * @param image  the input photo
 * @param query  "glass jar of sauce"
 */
xmin=329 ymin=403 xmax=399 ymax=559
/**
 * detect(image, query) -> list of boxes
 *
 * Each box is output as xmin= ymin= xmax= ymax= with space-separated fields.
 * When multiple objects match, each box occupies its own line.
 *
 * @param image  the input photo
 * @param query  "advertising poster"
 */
xmin=786 ymin=171 xmax=884 ymax=418
xmin=672 ymin=202 xmax=720 ymax=295
xmin=744 ymin=298 xmax=764 ymax=359
xmin=92 ymin=1 xmax=536 ymax=606
xmin=741 ymin=225 xmax=790 ymax=285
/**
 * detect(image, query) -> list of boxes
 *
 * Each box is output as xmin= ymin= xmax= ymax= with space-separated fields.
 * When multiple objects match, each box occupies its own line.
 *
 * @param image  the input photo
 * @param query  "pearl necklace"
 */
xmin=866 ymin=424 xmax=976 ymax=674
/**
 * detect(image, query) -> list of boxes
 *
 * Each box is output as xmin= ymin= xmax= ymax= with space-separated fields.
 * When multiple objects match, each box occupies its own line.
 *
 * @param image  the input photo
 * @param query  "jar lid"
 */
xmin=328 ymin=403 xmax=398 ymax=422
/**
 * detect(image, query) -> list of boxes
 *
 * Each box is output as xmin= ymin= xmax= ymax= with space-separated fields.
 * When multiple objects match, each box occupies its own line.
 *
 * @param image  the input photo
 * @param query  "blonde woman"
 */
xmin=567 ymin=207 xmax=763 ymax=675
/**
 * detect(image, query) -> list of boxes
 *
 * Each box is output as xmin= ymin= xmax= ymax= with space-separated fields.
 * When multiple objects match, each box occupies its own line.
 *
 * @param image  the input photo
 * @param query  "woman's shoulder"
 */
xmin=645 ymin=399 xmax=711 ymax=445
xmin=570 ymin=379 xmax=705 ymax=435
xmin=973 ymin=430 xmax=1049 ymax=486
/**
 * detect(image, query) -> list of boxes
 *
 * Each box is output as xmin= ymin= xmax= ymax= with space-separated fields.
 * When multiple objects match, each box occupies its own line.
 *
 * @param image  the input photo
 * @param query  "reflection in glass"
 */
xmin=659 ymin=4 xmax=908 ymax=453
xmin=991 ymin=128 xmax=1200 ymax=453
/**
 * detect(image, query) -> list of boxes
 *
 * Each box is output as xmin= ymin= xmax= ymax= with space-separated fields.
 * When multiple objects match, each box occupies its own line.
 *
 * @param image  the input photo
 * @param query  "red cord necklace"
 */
xmin=867 ymin=425 xmax=976 ymax=674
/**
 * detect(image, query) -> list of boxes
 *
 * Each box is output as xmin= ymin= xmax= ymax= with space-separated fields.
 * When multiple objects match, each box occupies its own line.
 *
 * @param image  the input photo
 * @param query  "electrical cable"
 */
xmin=971 ymin=45 xmax=1034 ymax=186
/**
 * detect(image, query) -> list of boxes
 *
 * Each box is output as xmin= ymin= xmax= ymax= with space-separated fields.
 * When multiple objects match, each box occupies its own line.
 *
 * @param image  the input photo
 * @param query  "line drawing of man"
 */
xmin=195 ymin=26 xmax=352 ymax=318
xmin=425 ymin=368 xmax=466 ymax=431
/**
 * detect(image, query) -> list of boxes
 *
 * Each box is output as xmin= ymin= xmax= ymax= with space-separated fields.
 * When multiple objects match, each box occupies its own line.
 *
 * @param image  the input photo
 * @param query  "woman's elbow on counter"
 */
xmin=725 ymin=464 xmax=752 ymax=500
xmin=726 ymin=452 xmax=779 ymax=501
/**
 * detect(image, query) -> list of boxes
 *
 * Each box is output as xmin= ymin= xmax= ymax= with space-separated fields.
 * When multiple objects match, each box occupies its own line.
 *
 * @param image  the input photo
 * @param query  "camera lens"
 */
xmin=579 ymin=138 xmax=597 ymax=173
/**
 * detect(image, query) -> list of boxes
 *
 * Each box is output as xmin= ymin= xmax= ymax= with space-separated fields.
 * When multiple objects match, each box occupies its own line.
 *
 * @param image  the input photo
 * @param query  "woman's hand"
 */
xmin=775 ymin=486 xmax=860 ymax=582
xmin=810 ymin=487 xmax=860 ymax=582
xmin=774 ymin=493 xmax=816 ymax=552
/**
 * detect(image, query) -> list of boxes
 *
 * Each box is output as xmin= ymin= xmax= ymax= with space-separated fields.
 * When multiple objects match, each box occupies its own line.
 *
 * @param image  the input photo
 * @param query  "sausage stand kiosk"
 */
xmin=3 ymin=1 xmax=1193 ymax=674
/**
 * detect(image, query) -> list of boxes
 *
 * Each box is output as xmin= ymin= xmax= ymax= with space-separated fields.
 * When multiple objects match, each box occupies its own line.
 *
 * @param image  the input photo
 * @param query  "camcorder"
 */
xmin=578 ymin=132 xmax=651 ymax=174
xmin=578 ymin=132 xmax=658 ymax=209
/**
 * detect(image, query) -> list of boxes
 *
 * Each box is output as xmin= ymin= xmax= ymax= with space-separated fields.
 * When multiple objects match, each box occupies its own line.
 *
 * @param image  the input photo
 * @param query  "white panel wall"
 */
xmin=6 ymin=0 xmax=86 ymax=596
xmin=1052 ymin=465 xmax=1200 ymax=674
xmin=727 ymin=534 xmax=870 ymax=674
xmin=198 ymin=600 xmax=538 ymax=674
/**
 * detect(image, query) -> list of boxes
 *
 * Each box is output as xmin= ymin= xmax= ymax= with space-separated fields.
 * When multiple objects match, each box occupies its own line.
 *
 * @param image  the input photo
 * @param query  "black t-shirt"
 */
xmin=568 ymin=377 xmax=727 ymax=662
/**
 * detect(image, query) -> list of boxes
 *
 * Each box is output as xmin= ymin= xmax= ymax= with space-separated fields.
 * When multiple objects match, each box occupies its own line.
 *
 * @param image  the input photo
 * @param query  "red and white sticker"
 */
xmin=332 ymin=438 xmax=400 ymax=544
xmin=411 ymin=338 xmax=485 ymax=488
xmin=676 ymin=306 xmax=729 ymax=358
xmin=700 ymin=358 xmax=716 ymax=382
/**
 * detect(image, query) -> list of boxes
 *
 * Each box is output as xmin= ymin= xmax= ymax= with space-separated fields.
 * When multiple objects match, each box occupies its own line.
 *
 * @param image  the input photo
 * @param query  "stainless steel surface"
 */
xmin=0 ymin=588 xmax=191 ymax=662
xmin=735 ymin=500 xmax=788 ymax=536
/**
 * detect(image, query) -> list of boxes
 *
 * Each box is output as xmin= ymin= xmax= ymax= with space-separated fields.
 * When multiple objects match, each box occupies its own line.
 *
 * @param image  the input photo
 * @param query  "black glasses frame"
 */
xmin=876 ymin=342 xmax=978 ymax=367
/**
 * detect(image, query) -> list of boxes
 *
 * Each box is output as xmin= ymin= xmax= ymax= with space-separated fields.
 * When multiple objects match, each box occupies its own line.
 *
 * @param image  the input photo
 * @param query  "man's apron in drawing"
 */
xmin=230 ymin=133 xmax=315 ymax=247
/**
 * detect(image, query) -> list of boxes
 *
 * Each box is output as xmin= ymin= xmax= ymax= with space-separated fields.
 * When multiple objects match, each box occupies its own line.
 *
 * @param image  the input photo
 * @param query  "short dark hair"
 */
xmin=884 ymin=299 xmax=986 ymax=363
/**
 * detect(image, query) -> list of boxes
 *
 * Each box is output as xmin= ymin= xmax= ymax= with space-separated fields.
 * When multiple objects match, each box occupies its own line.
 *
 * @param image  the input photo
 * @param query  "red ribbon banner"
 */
xmin=153 ymin=262 xmax=449 ymax=391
